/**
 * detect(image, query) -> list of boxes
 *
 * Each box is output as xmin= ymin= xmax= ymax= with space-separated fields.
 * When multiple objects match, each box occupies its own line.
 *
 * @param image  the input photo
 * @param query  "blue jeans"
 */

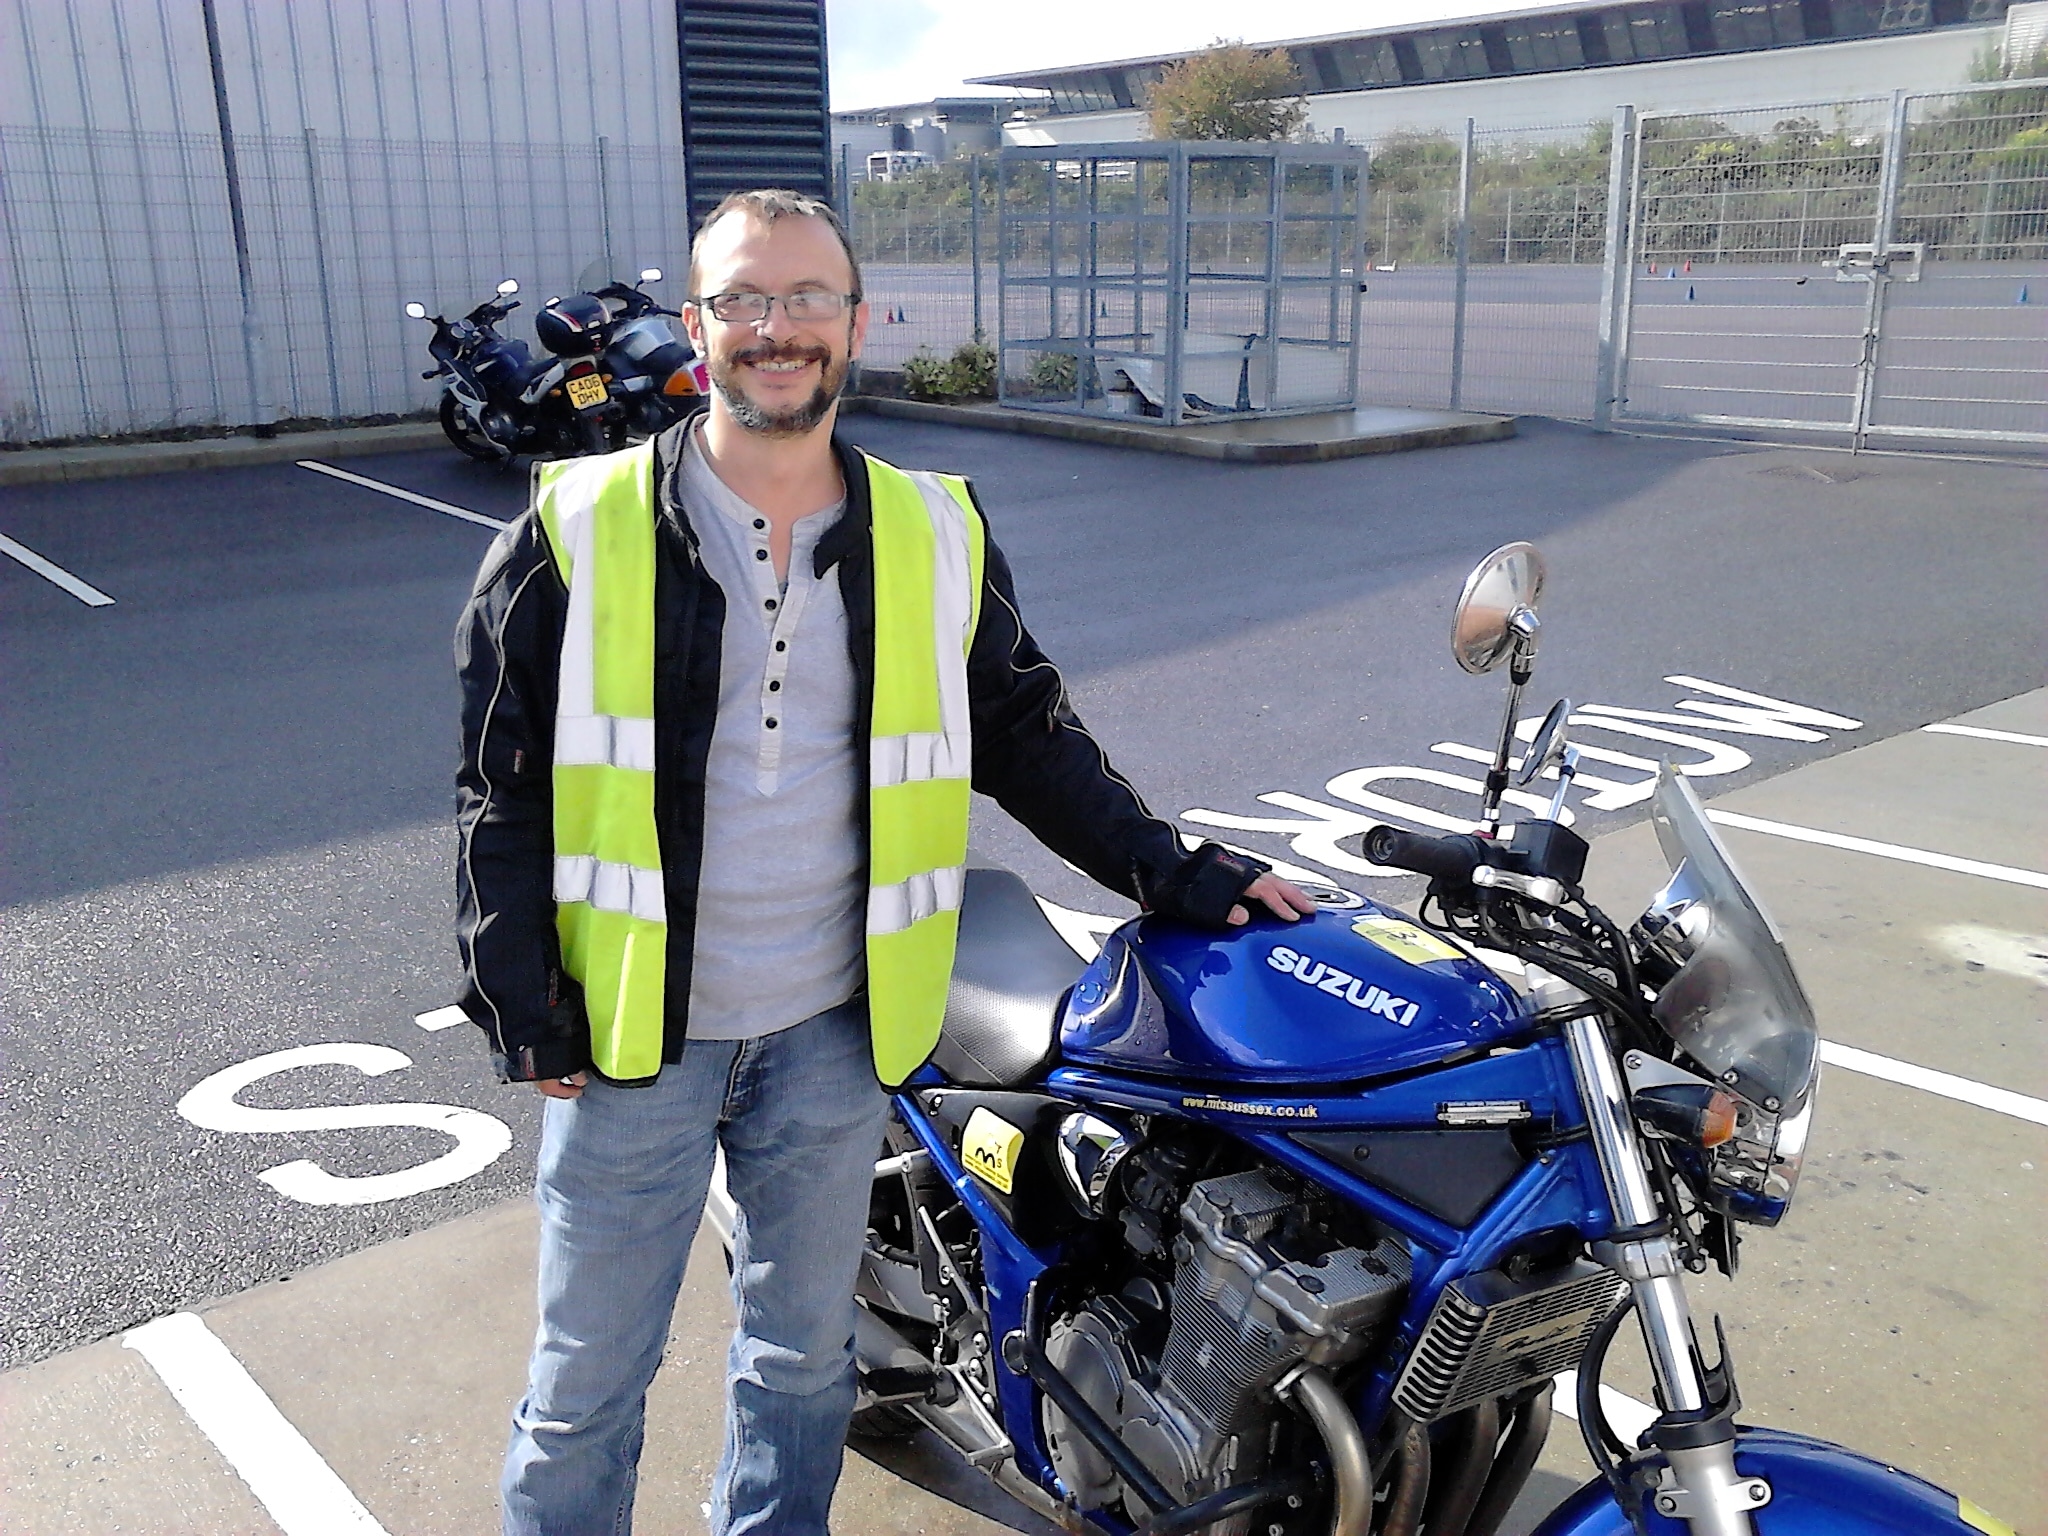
xmin=501 ymin=999 xmax=890 ymax=1535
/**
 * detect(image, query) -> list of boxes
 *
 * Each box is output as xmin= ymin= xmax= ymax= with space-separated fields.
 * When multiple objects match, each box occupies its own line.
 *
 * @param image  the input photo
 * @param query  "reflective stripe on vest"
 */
xmin=535 ymin=442 xmax=667 ymax=1082
xmin=865 ymin=456 xmax=984 ymax=1083
xmin=535 ymin=440 xmax=983 ymax=1086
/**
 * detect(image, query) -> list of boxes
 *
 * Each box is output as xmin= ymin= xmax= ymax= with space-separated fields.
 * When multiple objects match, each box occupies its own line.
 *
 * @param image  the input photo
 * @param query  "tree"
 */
xmin=1147 ymin=40 xmax=1309 ymax=142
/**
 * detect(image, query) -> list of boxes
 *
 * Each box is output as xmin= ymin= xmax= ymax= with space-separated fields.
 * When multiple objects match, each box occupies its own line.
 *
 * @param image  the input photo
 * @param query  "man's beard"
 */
xmin=709 ymin=338 xmax=848 ymax=437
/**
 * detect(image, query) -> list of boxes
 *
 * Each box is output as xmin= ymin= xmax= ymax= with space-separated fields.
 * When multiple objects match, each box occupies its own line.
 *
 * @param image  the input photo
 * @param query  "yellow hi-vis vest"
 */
xmin=534 ymin=440 xmax=986 ymax=1086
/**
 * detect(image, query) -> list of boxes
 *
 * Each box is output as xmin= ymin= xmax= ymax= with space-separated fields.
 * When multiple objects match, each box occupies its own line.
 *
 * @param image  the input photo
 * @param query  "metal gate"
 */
xmin=1615 ymin=80 xmax=2048 ymax=447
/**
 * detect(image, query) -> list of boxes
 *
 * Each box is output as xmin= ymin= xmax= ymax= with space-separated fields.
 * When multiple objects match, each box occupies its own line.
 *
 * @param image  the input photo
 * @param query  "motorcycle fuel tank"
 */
xmin=1060 ymin=904 xmax=1528 ymax=1086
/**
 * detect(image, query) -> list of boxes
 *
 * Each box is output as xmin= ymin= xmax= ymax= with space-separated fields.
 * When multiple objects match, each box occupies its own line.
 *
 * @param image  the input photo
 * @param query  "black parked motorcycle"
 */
xmin=588 ymin=267 xmax=707 ymax=437
xmin=409 ymin=270 xmax=706 ymax=462
xmin=407 ymin=279 xmax=609 ymax=461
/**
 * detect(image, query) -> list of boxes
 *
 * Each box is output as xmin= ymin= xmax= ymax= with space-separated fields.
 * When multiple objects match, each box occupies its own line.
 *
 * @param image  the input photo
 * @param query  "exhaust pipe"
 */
xmin=1379 ymin=1423 xmax=1433 ymax=1536
xmin=1285 ymin=1368 xmax=1375 ymax=1536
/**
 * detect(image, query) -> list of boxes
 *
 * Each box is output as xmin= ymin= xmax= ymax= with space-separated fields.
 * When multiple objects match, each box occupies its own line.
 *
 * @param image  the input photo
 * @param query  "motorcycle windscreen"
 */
xmin=1642 ymin=764 xmax=1820 ymax=1115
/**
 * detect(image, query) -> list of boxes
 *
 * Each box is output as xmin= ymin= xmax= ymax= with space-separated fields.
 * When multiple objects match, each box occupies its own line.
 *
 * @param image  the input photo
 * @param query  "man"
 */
xmin=455 ymin=188 xmax=1311 ymax=1535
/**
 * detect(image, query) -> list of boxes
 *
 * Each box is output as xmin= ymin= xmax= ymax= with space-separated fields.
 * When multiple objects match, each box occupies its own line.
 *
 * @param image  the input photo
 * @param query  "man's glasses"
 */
xmin=691 ymin=291 xmax=858 ymax=324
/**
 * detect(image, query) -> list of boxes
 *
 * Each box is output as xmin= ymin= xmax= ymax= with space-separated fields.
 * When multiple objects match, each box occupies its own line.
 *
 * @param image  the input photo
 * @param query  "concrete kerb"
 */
xmin=851 ymin=396 xmax=1517 ymax=462
xmin=0 ymin=396 xmax=1515 ymax=488
xmin=0 ymin=422 xmax=448 ymax=487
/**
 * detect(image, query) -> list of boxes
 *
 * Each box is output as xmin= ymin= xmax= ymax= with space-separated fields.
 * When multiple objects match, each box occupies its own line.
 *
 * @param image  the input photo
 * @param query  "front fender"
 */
xmin=1529 ymin=1427 xmax=2016 ymax=1536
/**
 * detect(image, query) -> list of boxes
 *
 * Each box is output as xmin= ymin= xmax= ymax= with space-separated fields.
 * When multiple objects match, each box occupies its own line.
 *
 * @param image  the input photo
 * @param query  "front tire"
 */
xmin=439 ymin=393 xmax=502 ymax=461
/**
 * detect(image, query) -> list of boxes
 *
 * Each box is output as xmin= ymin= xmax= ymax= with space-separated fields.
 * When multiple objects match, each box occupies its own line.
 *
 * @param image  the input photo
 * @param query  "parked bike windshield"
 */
xmin=1642 ymin=765 xmax=1820 ymax=1114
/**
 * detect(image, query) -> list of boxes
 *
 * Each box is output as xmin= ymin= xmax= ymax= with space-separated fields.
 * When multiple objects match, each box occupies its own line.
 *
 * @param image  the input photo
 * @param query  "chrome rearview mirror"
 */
xmin=404 ymin=301 xmax=428 ymax=319
xmin=1451 ymin=541 xmax=1546 ymax=677
xmin=1452 ymin=542 xmax=1549 ymax=830
xmin=1516 ymin=697 xmax=1581 ymax=822
xmin=1515 ymin=698 xmax=1573 ymax=787
xmin=497 ymin=278 xmax=520 ymax=295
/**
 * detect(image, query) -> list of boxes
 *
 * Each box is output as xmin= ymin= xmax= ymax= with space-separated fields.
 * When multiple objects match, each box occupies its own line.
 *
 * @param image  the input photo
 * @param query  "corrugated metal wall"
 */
xmin=0 ymin=0 xmax=691 ymax=441
xmin=678 ymin=0 xmax=829 ymax=230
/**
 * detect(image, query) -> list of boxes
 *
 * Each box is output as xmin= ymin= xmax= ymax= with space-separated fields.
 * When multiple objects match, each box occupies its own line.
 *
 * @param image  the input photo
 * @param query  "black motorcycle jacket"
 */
xmin=454 ymin=423 xmax=1258 ymax=1082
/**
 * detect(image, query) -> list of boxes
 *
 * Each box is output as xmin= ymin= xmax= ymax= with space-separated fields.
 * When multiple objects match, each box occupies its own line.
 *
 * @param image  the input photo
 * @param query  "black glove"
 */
xmin=1146 ymin=843 xmax=1270 ymax=929
xmin=492 ymin=964 xmax=593 ymax=1083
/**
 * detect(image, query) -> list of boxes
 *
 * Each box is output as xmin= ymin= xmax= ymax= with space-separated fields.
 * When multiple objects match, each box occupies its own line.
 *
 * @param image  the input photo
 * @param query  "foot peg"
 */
xmin=858 ymin=1363 xmax=956 ymax=1407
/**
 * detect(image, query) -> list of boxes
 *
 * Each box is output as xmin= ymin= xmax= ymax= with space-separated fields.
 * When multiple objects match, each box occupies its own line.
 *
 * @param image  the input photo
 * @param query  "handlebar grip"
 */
xmin=422 ymin=368 xmax=441 ymax=379
xmin=1362 ymin=825 xmax=1488 ymax=884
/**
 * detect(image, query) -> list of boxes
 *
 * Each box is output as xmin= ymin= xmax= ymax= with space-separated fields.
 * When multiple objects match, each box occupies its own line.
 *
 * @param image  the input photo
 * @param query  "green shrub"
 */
xmin=1028 ymin=351 xmax=1079 ymax=396
xmin=902 ymin=340 xmax=997 ymax=401
xmin=948 ymin=339 xmax=996 ymax=398
xmin=902 ymin=347 xmax=952 ymax=401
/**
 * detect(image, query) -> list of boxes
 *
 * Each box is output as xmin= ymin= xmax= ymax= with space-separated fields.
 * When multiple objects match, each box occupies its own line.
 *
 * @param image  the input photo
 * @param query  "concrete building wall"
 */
xmin=1 ymin=0 xmax=682 ymax=145
xmin=0 ymin=0 xmax=689 ymax=440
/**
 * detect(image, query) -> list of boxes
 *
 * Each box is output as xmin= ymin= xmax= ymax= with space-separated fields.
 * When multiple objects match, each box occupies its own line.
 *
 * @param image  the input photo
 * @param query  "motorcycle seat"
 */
xmin=930 ymin=867 xmax=1086 ymax=1088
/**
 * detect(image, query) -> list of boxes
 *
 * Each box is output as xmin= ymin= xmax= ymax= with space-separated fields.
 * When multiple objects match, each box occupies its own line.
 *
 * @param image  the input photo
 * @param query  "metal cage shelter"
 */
xmin=997 ymin=142 xmax=1369 ymax=426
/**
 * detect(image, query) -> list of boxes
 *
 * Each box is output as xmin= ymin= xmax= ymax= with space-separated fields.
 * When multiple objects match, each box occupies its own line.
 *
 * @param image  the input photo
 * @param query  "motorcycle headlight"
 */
xmin=1698 ymin=1064 xmax=1818 ymax=1226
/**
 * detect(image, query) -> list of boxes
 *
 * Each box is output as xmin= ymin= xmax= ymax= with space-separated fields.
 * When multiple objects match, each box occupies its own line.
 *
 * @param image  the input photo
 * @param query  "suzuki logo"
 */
xmin=1267 ymin=946 xmax=1421 ymax=1026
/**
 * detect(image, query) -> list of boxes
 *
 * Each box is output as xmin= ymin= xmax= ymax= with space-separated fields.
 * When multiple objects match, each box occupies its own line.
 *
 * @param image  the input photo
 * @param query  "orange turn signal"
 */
xmin=1698 ymin=1090 xmax=1740 ymax=1148
xmin=663 ymin=370 xmax=698 ymax=397
xmin=1633 ymin=1084 xmax=1743 ymax=1148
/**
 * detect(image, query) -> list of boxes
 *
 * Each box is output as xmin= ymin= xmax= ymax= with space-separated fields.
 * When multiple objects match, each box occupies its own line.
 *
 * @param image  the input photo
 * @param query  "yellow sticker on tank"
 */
xmin=1350 ymin=913 xmax=1466 ymax=964
xmin=961 ymin=1107 xmax=1024 ymax=1196
xmin=1959 ymin=1498 xmax=2017 ymax=1535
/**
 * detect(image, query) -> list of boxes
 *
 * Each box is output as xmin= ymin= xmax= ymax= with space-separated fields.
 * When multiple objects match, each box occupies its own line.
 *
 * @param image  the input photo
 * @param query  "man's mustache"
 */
xmin=729 ymin=341 xmax=833 ymax=367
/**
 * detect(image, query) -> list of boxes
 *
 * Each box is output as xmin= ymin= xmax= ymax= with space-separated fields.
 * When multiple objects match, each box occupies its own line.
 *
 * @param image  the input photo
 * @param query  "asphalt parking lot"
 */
xmin=1 ymin=416 xmax=2041 ymax=1533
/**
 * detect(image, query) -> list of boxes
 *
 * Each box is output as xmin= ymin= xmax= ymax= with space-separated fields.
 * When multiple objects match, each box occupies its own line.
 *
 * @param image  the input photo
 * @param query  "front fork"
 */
xmin=1561 ymin=1010 xmax=1771 ymax=1536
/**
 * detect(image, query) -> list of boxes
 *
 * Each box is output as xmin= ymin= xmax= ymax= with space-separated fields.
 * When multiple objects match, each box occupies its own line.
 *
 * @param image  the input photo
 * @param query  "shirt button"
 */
xmin=765 ymin=598 xmax=777 ymax=611
xmin=753 ymin=518 xmax=766 ymax=530
xmin=774 ymin=640 xmax=786 ymax=652
xmin=768 ymin=679 xmax=781 ymax=692
xmin=754 ymin=548 xmax=768 ymax=562
xmin=765 ymin=717 xmax=778 ymax=729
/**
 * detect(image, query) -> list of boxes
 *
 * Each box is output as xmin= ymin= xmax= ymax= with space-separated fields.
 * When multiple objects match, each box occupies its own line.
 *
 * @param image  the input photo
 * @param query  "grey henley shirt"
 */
xmin=677 ymin=425 xmax=865 ymax=1039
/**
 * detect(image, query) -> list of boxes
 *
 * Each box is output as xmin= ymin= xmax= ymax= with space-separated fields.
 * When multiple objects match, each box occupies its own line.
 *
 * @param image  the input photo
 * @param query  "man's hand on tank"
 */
xmin=1229 ymin=873 xmax=1316 ymax=926
xmin=535 ymin=1072 xmax=588 ymax=1099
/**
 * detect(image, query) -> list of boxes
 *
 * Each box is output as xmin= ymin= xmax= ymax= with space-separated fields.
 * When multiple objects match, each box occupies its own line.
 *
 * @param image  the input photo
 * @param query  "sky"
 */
xmin=826 ymin=0 xmax=1518 ymax=111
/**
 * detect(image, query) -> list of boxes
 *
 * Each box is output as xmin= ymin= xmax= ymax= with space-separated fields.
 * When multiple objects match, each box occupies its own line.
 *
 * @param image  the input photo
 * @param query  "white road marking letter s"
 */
xmin=177 ymin=1043 xmax=514 ymax=1206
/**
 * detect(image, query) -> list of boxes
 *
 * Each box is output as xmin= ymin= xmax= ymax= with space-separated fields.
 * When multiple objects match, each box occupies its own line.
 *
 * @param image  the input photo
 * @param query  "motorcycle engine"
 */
xmin=1043 ymin=1165 xmax=1410 ymax=1524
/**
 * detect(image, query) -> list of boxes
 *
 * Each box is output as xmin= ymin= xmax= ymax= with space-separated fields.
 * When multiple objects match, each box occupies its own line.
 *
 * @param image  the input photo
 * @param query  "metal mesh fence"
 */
xmin=1615 ymin=79 xmax=2048 ymax=443
xmin=0 ymin=127 xmax=246 ymax=443
xmin=1870 ymin=83 xmax=2048 ymax=438
xmin=1461 ymin=121 xmax=1610 ymax=420
xmin=3 ymin=85 xmax=2042 ymax=448
xmin=1353 ymin=118 xmax=1612 ymax=421
xmin=1620 ymin=98 xmax=1892 ymax=430
xmin=847 ymin=169 xmax=997 ymax=373
xmin=0 ymin=125 xmax=688 ymax=442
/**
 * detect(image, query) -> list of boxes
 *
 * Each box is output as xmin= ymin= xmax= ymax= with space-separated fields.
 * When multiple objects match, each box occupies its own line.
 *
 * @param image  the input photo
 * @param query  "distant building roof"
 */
xmin=969 ymin=0 xmax=2015 ymax=113
xmin=831 ymin=95 xmax=1041 ymax=124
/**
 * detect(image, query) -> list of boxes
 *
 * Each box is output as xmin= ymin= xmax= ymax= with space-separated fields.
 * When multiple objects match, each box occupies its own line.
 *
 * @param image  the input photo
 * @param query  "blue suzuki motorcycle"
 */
xmin=711 ymin=544 xmax=2013 ymax=1536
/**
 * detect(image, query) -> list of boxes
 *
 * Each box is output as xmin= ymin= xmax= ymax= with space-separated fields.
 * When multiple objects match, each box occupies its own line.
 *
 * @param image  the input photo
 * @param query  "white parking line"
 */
xmin=297 ymin=460 xmax=507 ymax=529
xmin=413 ymin=1004 xmax=471 ymax=1031
xmin=1820 ymin=1040 xmax=2048 ymax=1127
xmin=1706 ymin=809 xmax=2048 ymax=891
xmin=1553 ymin=1369 xmax=1659 ymax=1442
xmin=122 ymin=1312 xmax=390 ymax=1534
xmin=0 ymin=531 xmax=115 ymax=606
xmin=1924 ymin=722 xmax=2048 ymax=748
